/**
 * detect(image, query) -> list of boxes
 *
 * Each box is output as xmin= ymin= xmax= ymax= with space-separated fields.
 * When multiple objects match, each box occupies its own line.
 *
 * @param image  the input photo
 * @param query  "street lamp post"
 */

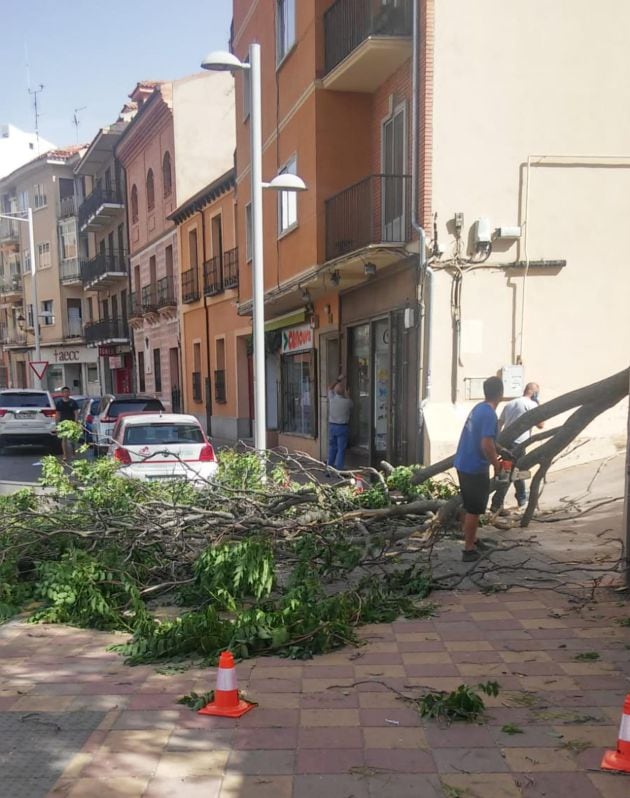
xmin=0 ymin=209 xmax=42 ymax=389
xmin=201 ymin=44 xmax=306 ymax=453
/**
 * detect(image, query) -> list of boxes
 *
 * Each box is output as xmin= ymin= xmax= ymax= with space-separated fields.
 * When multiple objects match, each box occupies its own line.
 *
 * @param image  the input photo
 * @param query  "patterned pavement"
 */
xmin=1 ymin=588 xmax=629 ymax=797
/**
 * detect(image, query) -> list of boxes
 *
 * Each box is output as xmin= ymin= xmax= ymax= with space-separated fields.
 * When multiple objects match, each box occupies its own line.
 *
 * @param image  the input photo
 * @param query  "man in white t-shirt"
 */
xmin=491 ymin=382 xmax=543 ymax=512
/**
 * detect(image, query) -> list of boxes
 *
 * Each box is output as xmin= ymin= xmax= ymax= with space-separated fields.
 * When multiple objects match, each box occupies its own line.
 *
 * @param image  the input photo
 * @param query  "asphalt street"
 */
xmin=0 ymin=445 xmax=48 ymax=484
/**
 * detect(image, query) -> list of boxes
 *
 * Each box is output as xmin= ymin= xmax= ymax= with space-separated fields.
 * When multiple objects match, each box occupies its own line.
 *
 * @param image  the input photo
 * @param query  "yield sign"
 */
xmin=29 ymin=361 xmax=49 ymax=380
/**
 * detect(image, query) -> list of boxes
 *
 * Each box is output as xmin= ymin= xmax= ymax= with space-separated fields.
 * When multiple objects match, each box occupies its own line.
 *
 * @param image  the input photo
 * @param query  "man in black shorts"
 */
xmin=454 ymin=376 xmax=503 ymax=562
xmin=55 ymin=386 xmax=79 ymax=461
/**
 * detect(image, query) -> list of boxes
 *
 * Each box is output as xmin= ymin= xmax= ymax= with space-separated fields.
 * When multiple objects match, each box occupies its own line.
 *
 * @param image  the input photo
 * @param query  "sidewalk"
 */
xmin=1 ymin=587 xmax=629 ymax=797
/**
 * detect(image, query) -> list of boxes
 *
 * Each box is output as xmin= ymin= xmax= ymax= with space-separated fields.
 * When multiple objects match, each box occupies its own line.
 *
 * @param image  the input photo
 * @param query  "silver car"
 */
xmin=0 ymin=389 xmax=60 ymax=453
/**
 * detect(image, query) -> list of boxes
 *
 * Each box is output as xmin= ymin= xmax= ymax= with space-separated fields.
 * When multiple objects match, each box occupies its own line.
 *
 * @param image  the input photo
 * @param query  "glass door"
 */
xmin=348 ymin=323 xmax=370 ymax=464
xmin=372 ymin=318 xmax=390 ymax=462
xmin=382 ymin=105 xmax=405 ymax=241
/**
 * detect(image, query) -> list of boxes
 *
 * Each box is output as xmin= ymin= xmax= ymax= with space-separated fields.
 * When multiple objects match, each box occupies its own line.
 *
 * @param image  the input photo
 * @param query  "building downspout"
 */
xmin=200 ymin=210 xmax=213 ymax=435
xmin=411 ymin=0 xmax=432 ymax=463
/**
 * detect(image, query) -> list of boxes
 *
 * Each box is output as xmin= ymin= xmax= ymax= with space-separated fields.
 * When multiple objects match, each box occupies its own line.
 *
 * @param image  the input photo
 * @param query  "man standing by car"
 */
xmin=454 ymin=376 xmax=504 ymax=562
xmin=490 ymin=382 xmax=543 ymax=514
xmin=55 ymin=387 xmax=79 ymax=462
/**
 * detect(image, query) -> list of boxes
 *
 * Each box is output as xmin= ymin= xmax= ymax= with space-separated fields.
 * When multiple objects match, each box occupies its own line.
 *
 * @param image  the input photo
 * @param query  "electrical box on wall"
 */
xmin=501 ymin=364 xmax=524 ymax=397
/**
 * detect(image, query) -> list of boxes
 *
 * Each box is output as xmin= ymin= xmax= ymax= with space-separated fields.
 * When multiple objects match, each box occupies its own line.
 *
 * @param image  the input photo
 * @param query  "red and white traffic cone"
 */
xmin=601 ymin=694 xmax=630 ymax=773
xmin=198 ymin=651 xmax=255 ymax=718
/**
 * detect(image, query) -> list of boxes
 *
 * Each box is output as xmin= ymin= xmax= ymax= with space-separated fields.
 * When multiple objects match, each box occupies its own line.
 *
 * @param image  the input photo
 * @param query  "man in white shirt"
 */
xmin=491 ymin=382 xmax=543 ymax=513
xmin=327 ymin=375 xmax=353 ymax=470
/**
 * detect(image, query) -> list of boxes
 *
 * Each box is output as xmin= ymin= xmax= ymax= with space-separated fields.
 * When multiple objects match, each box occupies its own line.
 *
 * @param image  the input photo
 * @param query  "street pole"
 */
xmin=27 ymin=207 xmax=42 ymax=389
xmin=249 ymin=42 xmax=266 ymax=453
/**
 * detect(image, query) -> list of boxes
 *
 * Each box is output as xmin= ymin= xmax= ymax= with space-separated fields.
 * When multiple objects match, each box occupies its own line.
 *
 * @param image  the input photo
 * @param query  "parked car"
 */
xmin=92 ymin=394 xmax=165 ymax=455
xmin=77 ymin=397 xmax=101 ymax=444
xmin=107 ymin=413 xmax=217 ymax=483
xmin=0 ymin=389 xmax=60 ymax=453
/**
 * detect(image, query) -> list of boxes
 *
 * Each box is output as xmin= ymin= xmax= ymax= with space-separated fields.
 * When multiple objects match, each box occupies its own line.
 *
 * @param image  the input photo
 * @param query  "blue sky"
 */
xmin=1 ymin=0 xmax=233 ymax=148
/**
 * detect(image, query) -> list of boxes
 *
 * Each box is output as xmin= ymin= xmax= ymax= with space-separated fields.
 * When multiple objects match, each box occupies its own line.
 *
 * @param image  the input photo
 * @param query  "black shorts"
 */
xmin=457 ymin=470 xmax=490 ymax=516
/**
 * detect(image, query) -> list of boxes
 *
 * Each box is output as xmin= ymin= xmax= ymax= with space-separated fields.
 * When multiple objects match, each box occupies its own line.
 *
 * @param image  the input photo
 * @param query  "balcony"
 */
xmin=128 ymin=292 xmax=144 ymax=330
xmin=65 ymin=316 xmax=84 ymax=340
xmin=59 ymin=258 xmax=82 ymax=285
xmin=0 ymin=218 xmax=20 ymax=245
xmin=181 ymin=267 xmax=200 ymax=304
xmin=0 ymin=273 xmax=23 ymax=303
xmin=223 ymin=247 xmax=239 ymax=290
xmin=85 ymin=317 xmax=129 ymax=347
xmin=81 ymin=251 xmax=128 ymax=289
xmin=203 ymin=255 xmax=222 ymax=296
xmin=323 ymin=0 xmax=412 ymax=92
xmin=78 ymin=182 xmax=124 ymax=232
xmin=3 ymin=332 xmax=27 ymax=348
xmin=141 ymin=284 xmax=158 ymax=315
xmin=156 ymin=275 xmax=177 ymax=315
xmin=58 ymin=196 xmax=77 ymax=219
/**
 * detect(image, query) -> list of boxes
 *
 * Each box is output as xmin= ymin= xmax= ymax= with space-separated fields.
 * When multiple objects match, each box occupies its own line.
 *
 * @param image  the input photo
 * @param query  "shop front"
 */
xmin=39 ymin=345 xmax=101 ymax=396
xmin=96 ymin=345 xmax=133 ymax=395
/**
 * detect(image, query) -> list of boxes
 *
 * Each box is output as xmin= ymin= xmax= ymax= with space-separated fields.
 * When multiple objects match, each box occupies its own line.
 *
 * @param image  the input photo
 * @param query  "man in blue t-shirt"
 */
xmin=454 ymin=376 xmax=504 ymax=562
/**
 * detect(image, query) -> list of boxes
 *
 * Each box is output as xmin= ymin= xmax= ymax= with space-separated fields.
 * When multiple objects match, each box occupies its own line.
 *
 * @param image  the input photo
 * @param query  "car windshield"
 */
xmin=90 ymin=399 xmax=100 ymax=413
xmin=107 ymin=399 xmax=164 ymax=418
xmin=123 ymin=423 xmax=204 ymax=446
xmin=0 ymin=393 xmax=50 ymax=408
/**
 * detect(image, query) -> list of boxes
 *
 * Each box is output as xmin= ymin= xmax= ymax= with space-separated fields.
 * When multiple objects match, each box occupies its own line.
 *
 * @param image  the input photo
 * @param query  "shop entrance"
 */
xmin=319 ymin=333 xmax=340 ymax=462
xmin=347 ymin=310 xmax=407 ymax=467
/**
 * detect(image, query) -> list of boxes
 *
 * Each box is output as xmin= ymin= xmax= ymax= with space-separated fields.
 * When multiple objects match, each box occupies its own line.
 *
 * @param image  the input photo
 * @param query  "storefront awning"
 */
xmin=263 ymin=309 xmax=306 ymax=333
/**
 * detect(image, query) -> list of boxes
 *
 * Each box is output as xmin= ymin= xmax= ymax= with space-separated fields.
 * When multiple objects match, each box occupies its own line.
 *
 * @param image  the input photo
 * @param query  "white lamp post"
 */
xmin=0 ymin=209 xmax=42 ymax=389
xmin=201 ymin=44 xmax=306 ymax=453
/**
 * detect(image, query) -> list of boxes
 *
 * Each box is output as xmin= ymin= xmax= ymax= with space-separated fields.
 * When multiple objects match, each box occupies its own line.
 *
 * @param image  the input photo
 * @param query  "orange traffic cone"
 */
xmin=198 ymin=651 xmax=255 ymax=718
xmin=601 ymin=694 xmax=630 ymax=773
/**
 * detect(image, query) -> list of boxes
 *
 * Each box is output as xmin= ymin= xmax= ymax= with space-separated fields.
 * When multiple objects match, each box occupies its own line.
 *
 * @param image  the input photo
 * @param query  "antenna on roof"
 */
xmin=72 ymin=107 xmax=87 ymax=144
xmin=28 ymin=83 xmax=44 ymax=155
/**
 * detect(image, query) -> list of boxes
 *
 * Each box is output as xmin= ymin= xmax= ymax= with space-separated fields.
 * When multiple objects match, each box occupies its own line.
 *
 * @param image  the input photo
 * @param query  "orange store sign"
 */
xmin=281 ymin=324 xmax=313 ymax=354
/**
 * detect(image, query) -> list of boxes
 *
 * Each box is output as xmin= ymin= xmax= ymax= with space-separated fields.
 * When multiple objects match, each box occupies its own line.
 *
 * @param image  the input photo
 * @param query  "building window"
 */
xmin=192 ymin=341 xmax=202 ymax=402
xmin=41 ymin=300 xmax=54 ymax=326
xmin=33 ymin=184 xmax=47 ymax=209
xmin=37 ymin=242 xmax=51 ymax=269
xmin=131 ymin=185 xmax=138 ymax=223
xmin=281 ymin=350 xmax=316 ymax=436
xmin=59 ymin=219 xmax=77 ymax=260
xmin=276 ymin=0 xmax=296 ymax=64
xmin=242 ymin=58 xmax=251 ymax=120
xmin=138 ymin=351 xmax=145 ymax=392
xmin=245 ymin=203 xmax=252 ymax=262
xmin=22 ymin=250 xmax=31 ymax=274
xmin=146 ymin=169 xmax=155 ymax=211
xmin=153 ymin=347 xmax=162 ymax=392
xmin=278 ymin=156 xmax=298 ymax=234
xmin=214 ymin=338 xmax=226 ymax=403
xmin=162 ymin=152 xmax=172 ymax=197
xmin=27 ymin=304 xmax=34 ymax=328
xmin=19 ymin=190 xmax=29 ymax=211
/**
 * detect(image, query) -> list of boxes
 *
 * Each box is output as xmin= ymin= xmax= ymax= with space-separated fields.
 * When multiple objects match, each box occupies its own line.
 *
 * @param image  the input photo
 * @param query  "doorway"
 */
xmin=319 ymin=333 xmax=340 ymax=462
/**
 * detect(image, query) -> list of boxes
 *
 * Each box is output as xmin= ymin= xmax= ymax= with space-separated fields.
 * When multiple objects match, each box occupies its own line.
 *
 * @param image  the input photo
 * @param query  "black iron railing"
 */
xmin=141 ymin=284 xmax=157 ymax=313
xmin=78 ymin=182 xmax=124 ymax=229
xmin=85 ymin=317 xmax=128 ymax=345
xmin=157 ymin=275 xmax=176 ymax=308
xmin=0 ymin=218 xmax=19 ymax=242
xmin=128 ymin=291 xmax=143 ymax=318
xmin=223 ymin=247 xmax=239 ymax=289
xmin=325 ymin=174 xmax=411 ymax=261
xmin=58 ymin=196 xmax=77 ymax=218
xmin=81 ymin=251 xmax=128 ymax=286
xmin=181 ymin=267 xmax=200 ymax=303
xmin=214 ymin=369 xmax=226 ymax=404
xmin=324 ymin=0 xmax=412 ymax=73
xmin=203 ymin=255 xmax=222 ymax=296
xmin=192 ymin=371 xmax=202 ymax=403
xmin=59 ymin=259 xmax=81 ymax=283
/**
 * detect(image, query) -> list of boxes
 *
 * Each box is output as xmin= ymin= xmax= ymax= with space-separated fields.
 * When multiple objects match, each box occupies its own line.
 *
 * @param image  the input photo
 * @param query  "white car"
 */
xmin=107 ymin=413 xmax=218 ymax=483
xmin=0 ymin=389 xmax=60 ymax=453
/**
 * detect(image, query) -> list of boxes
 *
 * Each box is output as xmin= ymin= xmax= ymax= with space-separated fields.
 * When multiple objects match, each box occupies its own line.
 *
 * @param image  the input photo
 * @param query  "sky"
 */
xmin=1 ymin=0 xmax=234 ymax=148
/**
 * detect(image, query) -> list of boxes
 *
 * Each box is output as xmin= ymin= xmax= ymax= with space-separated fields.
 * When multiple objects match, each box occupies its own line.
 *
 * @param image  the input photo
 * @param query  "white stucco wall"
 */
xmin=172 ymin=72 xmax=236 ymax=204
xmin=423 ymin=0 xmax=630 ymax=464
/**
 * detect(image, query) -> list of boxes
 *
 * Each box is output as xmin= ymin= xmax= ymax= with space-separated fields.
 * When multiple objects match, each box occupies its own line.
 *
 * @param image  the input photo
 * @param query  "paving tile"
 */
xmin=589 ymin=772 xmax=630 ymax=798
xmin=551 ymin=724 xmax=618 ymax=748
xmin=63 ymin=777 xmax=149 ymax=797
xmin=363 ymin=727 xmax=428 ymax=749
xmin=355 ymin=652 xmax=404 ymax=664
xmin=238 ymin=708 xmax=299 ymax=728
xmin=233 ymin=727 xmax=298 ymax=750
xmin=301 ymin=678 xmax=357 ymax=693
xmin=302 ymin=664 xmax=356 ymax=677
xmin=79 ymin=751 xmax=160 ymax=778
xmin=432 ymin=746 xmax=510 ymax=773
xmin=359 ymin=707 xmax=421 ymax=727
xmin=449 ymin=650 xmax=504 ymax=664
xmin=298 ymin=726 xmax=363 ymax=748
xmin=444 ymin=640 xmax=495 ymax=651
xmin=296 ymin=747 xmax=365 ymax=773
xmin=226 ymin=748 xmax=295 ymax=775
xmin=503 ymin=746 xmax=578 ymax=771
xmin=143 ymin=777 xmax=222 ymax=798
xmin=112 ymin=710 xmax=180 ymax=730
xmin=519 ymin=772 xmax=602 ymax=797
xmin=353 ymin=664 xmax=407 ymax=678
xmin=357 ymin=691 xmax=406 ymax=709
xmin=300 ymin=691 xmax=359 ymax=709
xmin=165 ymin=728 xmax=234 ymax=751
xmin=101 ymin=729 xmax=171 ymax=753
xmin=400 ymin=651 xmax=453 ymax=664
xmin=153 ymin=750 xmax=229 ymax=779
xmin=219 ymin=774 xmax=293 ymax=797
xmin=293 ymin=774 xmax=369 ymax=798
xmin=366 ymin=773 xmax=444 ymax=797
xmin=491 ymin=724 xmax=564 ymax=748
xmin=300 ymin=709 xmax=360 ymax=727
xmin=425 ymin=723 xmax=495 ymax=748
xmin=441 ymin=773 xmax=522 ymax=798
xmin=364 ymin=747 xmax=436 ymax=773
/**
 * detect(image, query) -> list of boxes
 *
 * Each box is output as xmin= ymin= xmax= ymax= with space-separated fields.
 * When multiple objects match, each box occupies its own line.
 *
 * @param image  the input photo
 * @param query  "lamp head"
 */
xmin=201 ymin=50 xmax=248 ymax=72
xmin=264 ymin=173 xmax=307 ymax=192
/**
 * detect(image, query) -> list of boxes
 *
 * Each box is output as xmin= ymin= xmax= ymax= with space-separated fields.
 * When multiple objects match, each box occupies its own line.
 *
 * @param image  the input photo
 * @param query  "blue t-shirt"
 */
xmin=454 ymin=401 xmax=498 ymax=474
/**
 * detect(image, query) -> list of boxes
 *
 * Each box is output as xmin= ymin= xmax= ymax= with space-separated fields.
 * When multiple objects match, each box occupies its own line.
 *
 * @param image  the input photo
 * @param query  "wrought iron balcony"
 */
xmin=0 ymin=273 xmax=23 ymax=301
xmin=141 ymin=284 xmax=157 ymax=314
xmin=223 ymin=247 xmax=239 ymax=290
xmin=59 ymin=259 xmax=82 ymax=285
xmin=85 ymin=317 xmax=129 ymax=346
xmin=3 ymin=332 xmax=27 ymax=347
xmin=0 ymin=218 xmax=20 ymax=244
xmin=203 ymin=255 xmax=222 ymax=296
xmin=325 ymin=173 xmax=411 ymax=261
xmin=156 ymin=275 xmax=176 ymax=309
xmin=78 ymin=182 xmax=124 ymax=232
xmin=58 ymin=196 xmax=77 ymax=219
xmin=128 ymin=291 xmax=143 ymax=319
xmin=81 ymin=251 xmax=128 ymax=289
xmin=181 ymin=267 xmax=200 ymax=304
xmin=323 ymin=0 xmax=412 ymax=92
xmin=65 ymin=316 xmax=84 ymax=339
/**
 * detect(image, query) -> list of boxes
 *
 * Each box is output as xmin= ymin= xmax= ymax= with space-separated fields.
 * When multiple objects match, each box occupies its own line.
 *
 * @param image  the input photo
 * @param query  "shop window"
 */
xmin=281 ymin=350 xmax=316 ymax=436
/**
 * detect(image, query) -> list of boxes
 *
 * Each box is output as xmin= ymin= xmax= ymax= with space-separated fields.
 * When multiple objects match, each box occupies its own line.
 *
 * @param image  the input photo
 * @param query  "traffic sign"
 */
xmin=29 ymin=361 xmax=49 ymax=380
